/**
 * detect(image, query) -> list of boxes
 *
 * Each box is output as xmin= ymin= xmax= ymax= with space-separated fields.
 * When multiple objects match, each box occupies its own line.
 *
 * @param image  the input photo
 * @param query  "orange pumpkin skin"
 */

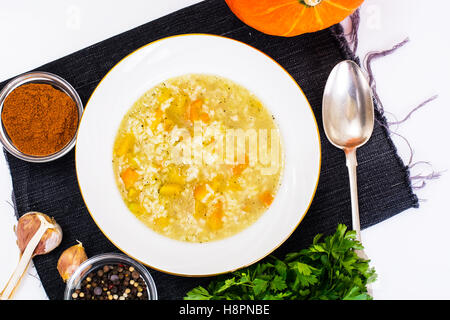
xmin=225 ymin=0 xmax=364 ymax=37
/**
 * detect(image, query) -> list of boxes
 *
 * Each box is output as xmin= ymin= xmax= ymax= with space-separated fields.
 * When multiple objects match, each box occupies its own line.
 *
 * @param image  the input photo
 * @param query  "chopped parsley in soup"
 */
xmin=113 ymin=74 xmax=283 ymax=242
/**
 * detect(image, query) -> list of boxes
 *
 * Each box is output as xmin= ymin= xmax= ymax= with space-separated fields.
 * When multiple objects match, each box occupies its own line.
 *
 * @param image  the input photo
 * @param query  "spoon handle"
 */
xmin=345 ymin=148 xmax=362 ymax=242
xmin=345 ymin=151 xmax=372 ymax=296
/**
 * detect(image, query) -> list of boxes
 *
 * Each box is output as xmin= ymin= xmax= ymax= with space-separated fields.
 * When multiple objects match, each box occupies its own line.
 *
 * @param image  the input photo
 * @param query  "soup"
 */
xmin=113 ymin=74 xmax=283 ymax=242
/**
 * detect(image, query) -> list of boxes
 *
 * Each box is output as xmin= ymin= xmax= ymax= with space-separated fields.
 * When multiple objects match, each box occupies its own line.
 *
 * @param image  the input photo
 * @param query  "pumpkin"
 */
xmin=225 ymin=0 xmax=364 ymax=37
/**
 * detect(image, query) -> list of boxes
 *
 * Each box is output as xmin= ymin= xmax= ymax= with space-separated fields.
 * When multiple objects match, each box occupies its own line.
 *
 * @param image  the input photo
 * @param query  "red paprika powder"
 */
xmin=1 ymin=83 xmax=79 ymax=156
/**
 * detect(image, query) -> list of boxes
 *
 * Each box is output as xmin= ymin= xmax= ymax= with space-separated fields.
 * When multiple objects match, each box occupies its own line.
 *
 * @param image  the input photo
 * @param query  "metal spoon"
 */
xmin=322 ymin=60 xmax=374 ymax=243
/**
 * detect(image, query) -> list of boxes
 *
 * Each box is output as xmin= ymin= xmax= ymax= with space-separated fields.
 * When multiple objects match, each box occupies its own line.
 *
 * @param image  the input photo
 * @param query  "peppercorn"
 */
xmin=110 ymin=274 xmax=119 ymax=281
xmin=93 ymin=287 xmax=102 ymax=296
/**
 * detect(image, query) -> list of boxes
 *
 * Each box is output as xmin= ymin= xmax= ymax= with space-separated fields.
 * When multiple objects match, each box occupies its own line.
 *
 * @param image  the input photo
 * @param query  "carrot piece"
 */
xmin=194 ymin=183 xmax=212 ymax=202
xmin=207 ymin=201 xmax=223 ymax=231
xmin=259 ymin=191 xmax=274 ymax=207
xmin=199 ymin=112 xmax=210 ymax=123
xmin=187 ymin=99 xmax=203 ymax=122
xmin=232 ymin=155 xmax=249 ymax=176
xmin=150 ymin=108 xmax=164 ymax=132
xmin=194 ymin=184 xmax=206 ymax=200
xmin=120 ymin=168 xmax=139 ymax=189
xmin=232 ymin=163 xmax=247 ymax=176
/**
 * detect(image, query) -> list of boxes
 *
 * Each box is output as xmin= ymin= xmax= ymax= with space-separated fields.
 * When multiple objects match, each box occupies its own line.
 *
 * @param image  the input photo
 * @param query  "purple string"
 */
xmin=363 ymin=38 xmax=410 ymax=114
xmin=345 ymin=16 xmax=442 ymax=191
xmin=346 ymin=9 xmax=360 ymax=54
xmin=411 ymin=172 xmax=442 ymax=190
xmin=387 ymin=95 xmax=438 ymax=126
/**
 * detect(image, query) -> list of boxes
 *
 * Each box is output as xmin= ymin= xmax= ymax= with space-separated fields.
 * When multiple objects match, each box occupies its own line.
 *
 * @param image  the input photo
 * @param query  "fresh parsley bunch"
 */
xmin=185 ymin=224 xmax=376 ymax=300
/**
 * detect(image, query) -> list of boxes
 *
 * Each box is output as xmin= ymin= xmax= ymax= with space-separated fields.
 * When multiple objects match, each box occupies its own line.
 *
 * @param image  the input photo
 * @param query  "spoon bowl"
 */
xmin=323 ymin=60 xmax=374 ymax=150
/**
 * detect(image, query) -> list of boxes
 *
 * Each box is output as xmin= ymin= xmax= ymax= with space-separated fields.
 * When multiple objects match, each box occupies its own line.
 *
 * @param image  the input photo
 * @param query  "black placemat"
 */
xmin=1 ymin=0 xmax=417 ymax=300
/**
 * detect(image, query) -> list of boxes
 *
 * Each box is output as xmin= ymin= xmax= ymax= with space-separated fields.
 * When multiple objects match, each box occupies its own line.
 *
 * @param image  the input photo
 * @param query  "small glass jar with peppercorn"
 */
xmin=64 ymin=253 xmax=157 ymax=300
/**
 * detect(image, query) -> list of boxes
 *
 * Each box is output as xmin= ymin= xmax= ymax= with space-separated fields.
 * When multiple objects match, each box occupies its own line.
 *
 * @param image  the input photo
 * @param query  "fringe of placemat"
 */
xmin=362 ymin=41 xmax=442 ymax=191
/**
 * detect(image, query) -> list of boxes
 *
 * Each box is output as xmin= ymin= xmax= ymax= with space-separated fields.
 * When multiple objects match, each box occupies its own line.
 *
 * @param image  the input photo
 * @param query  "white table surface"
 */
xmin=0 ymin=0 xmax=448 ymax=300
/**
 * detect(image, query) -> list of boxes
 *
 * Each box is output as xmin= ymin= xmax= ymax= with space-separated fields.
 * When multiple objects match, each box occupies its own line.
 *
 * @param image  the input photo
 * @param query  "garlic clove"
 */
xmin=36 ymin=217 xmax=62 ymax=255
xmin=16 ymin=212 xmax=62 ymax=256
xmin=57 ymin=242 xmax=88 ymax=282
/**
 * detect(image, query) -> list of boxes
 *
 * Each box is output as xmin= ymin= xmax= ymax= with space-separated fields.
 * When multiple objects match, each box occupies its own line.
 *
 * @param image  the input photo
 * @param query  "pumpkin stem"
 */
xmin=302 ymin=0 xmax=322 ymax=7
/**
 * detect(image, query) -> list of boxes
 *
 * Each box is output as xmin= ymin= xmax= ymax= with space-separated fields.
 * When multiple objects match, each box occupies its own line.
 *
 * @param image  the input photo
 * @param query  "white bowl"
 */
xmin=76 ymin=34 xmax=321 ymax=276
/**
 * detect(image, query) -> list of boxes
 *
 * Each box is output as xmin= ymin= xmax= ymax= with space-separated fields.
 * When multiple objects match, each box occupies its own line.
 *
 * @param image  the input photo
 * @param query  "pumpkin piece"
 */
xmin=128 ymin=202 xmax=145 ymax=216
xmin=163 ymin=118 xmax=174 ymax=131
xmin=166 ymin=94 xmax=188 ymax=127
xmin=127 ymin=187 xmax=139 ymax=200
xmin=225 ymin=0 xmax=364 ymax=37
xmin=160 ymin=183 xmax=183 ymax=196
xmin=154 ymin=216 xmax=170 ymax=228
xmin=259 ymin=191 xmax=274 ymax=207
xmin=120 ymin=168 xmax=139 ymax=189
xmin=115 ymin=134 xmax=135 ymax=157
xmin=209 ymin=175 xmax=224 ymax=192
xmin=227 ymin=177 xmax=242 ymax=191
xmin=167 ymin=167 xmax=185 ymax=185
xmin=150 ymin=119 xmax=160 ymax=132
xmin=207 ymin=201 xmax=223 ymax=231
xmin=194 ymin=201 xmax=207 ymax=219
xmin=158 ymin=87 xmax=172 ymax=103
xmin=127 ymin=157 xmax=140 ymax=170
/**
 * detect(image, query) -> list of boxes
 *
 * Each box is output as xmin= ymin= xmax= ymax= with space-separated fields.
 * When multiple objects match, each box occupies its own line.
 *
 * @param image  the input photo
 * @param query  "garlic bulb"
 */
xmin=16 ymin=212 xmax=62 ymax=255
xmin=0 ymin=212 xmax=62 ymax=300
xmin=57 ymin=242 xmax=88 ymax=282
